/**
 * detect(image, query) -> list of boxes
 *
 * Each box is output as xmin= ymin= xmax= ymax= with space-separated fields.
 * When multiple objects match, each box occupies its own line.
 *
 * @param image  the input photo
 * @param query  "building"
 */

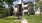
xmin=13 ymin=0 xmax=41 ymax=16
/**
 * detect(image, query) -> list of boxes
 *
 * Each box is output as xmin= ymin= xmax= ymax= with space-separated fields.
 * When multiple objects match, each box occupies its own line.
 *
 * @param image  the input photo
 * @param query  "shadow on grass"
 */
xmin=0 ymin=18 xmax=18 ymax=20
xmin=26 ymin=18 xmax=32 ymax=19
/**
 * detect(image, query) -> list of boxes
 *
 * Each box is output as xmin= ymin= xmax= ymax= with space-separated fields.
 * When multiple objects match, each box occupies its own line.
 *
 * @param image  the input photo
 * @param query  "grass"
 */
xmin=22 ymin=15 xmax=42 ymax=23
xmin=0 ymin=16 xmax=21 ymax=23
xmin=0 ymin=19 xmax=20 ymax=23
xmin=0 ymin=15 xmax=42 ymax=23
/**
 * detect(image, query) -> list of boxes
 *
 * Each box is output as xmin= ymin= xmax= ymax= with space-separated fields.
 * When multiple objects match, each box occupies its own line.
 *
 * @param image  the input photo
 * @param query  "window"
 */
xmin=24 ymin=7 xmax=28 ymax=9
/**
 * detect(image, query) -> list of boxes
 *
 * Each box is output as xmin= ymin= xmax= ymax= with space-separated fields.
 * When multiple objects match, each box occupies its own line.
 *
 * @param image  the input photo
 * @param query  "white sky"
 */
xmin=3 ymin=0 xmax=35 ymax=8
xmin=3 ymin=1 xmax=8 ymax=8
xmin=13 ymin=0 xmax=35 ymax=5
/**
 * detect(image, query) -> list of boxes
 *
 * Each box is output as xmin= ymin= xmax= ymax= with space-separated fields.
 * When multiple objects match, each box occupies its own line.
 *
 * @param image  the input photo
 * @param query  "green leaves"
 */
xmin=39 ymin=1 xmax=42 ymax=6
xmin=0 ymin=8 xmax=8 ymax=14
xmin=0 ymin=0 xmax=1 ymax=3
xmin=4 ymin=0 xmax=15 ymax=5
xmin=0 ymin=5 xmax=5 ymax=8
xmin=35 ymin=0 xmax=42 ymax=7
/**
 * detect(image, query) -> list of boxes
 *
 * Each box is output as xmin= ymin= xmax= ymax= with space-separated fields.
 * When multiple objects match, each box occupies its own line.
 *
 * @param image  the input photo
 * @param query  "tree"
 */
xmin=39 ymin=1 xmax=42 ymax=19
xmin=35 ymin=0 xmax=42 ymax=19
xmin=4 ymin=0 xmax=16 ymax=5
xmin=0 ymin=0 xmax=5 ymax=15
xmin=0 ymin=0 xmax=1 ymax=3
xmin=4 ymin=0 xmax=15 ymax=16
xmin=28 ymin=2 xmax=34 ymax=15
xmin=0 ymin=0 xmax=4 ymax=8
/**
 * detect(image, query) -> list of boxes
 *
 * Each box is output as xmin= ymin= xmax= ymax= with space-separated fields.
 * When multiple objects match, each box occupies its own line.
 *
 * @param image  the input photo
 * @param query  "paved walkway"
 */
xmin=21 ymin=18 xmax=28 ymax=23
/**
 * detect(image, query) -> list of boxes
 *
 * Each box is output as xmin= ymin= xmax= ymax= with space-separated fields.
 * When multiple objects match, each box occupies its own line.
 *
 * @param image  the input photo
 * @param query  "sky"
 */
xmin=13 ymin=0 xmax=21 ymax=5
xmin=23 ymin=0 xmax=35 ymax=2
xmin=13 ymin=0 xmax=35 ymax=5
xmin=4 ymin=0 xmax=36 ymax=8
xmin=3 ymin=1 xmax=8 ymax=8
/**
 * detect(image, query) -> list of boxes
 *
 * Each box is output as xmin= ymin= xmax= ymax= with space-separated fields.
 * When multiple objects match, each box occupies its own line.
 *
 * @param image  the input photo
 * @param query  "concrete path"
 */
xmin=21 ymin=18 xmax=28 ymax=23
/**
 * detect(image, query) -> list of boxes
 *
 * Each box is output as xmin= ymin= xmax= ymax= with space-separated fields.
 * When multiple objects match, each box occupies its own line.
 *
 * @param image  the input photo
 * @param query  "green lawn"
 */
xmin=0 ymin=16 xmax=21 ymax=23
xmin=0 ymin=19 xmax=20 ymax=23
xmin=0 ymin=15 xmax=42 ymax=23
xmin=22 ymin=15 xmax=42 ymax=23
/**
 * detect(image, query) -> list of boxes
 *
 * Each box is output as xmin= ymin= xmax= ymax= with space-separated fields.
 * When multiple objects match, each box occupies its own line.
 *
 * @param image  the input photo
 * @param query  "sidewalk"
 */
xmin=21 ymin=18 xmax=28 ymax=23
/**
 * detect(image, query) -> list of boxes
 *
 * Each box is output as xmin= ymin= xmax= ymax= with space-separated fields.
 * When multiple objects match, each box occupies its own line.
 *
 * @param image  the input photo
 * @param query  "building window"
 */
xmin=24 ymin=7 xmax=28 ymax=9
